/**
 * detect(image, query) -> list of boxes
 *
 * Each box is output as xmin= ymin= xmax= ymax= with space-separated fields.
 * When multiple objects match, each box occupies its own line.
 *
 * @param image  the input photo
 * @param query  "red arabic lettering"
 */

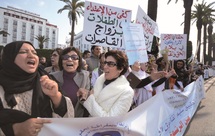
xmin=185 ymin=116 xmax=191 ymax=125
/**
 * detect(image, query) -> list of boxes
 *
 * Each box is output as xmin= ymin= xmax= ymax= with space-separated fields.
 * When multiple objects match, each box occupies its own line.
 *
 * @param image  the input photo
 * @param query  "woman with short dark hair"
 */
xmin=77 ymin=50 xmax=134 ymax=117
xmin=51 ymin=47 xmax=90 ymax=117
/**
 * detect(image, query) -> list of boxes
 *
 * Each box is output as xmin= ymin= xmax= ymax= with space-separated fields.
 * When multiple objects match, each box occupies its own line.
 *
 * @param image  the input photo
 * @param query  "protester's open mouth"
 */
xmin=27 ymin=60 xmax=35 ymax=65
xmin=66 ymin=63 xmax=74 ymax=67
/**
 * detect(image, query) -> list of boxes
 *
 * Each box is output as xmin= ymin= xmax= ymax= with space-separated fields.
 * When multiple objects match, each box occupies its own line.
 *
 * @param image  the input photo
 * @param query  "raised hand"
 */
xmin=165 ymin=69 xmax=177 ymax=78
xmin=40 ymin=75 xmax=62 ymax=107
xmin=150 ymin=69 xmax=167 ymax=81
xmin=131 ymin=61 xmax=140 ymax=72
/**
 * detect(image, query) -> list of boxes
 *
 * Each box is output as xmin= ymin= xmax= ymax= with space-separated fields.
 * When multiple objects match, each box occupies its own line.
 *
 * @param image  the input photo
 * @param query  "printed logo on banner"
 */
xmin=93 ymin=131 xmax=122 ymax=136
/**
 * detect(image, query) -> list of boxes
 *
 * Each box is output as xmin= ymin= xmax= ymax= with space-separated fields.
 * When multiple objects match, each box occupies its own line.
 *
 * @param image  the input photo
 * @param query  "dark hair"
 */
xmin=83 ymin=50 xmax=91 ymax=58
xmin=91 ymin=45 xmax=100 ymax=52
xmin=91 ymin=46 xmax=96 ymax=52
xmin=51 ymin=48 xmax=62 ymax=56
xmin=58 ymin=47 xmax=82 ymax=72
xmin=175 ymin=59 xmax=185 ymax=69
xmin=105 ymin=50 xmax=128 ymax=76
xmin=156 ymin=57 xmax=164 ymax=69
xmin=83 ymin=50 xmax=90 ymax=55
xmin=156 ymin=57 xmax=164 ymax=65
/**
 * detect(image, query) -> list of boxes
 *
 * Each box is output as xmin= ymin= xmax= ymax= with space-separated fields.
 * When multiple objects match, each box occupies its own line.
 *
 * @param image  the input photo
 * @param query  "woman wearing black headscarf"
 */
xmin=0 ymin=41 xmax=74 ymax=136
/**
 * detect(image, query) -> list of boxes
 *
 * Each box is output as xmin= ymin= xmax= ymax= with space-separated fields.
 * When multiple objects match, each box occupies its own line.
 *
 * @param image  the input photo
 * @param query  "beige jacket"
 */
xmin=51 ymin=70 xmax=90 ymax=117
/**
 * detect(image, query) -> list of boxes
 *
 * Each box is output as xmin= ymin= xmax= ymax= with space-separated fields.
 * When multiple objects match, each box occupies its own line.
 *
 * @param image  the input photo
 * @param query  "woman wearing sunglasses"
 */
xmin=77 ymin=50 xmax=134 ymax=117
xmin=50 ymin=47 xmax=90 ymax=117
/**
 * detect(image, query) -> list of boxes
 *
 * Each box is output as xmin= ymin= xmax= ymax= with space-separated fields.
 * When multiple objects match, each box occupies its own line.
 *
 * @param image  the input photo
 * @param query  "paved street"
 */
xmin=184 ymin=77 xmax=215 ymax=136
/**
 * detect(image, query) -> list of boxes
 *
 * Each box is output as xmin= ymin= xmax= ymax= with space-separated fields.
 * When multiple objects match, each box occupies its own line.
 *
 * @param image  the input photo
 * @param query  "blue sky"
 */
xmin=1 ymin=0 xmax=214 ymax=53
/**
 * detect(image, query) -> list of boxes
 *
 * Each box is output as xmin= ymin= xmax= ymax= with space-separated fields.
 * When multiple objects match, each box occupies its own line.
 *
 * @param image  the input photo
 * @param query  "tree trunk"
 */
xmin=196 ymin=18 xmax=202 ymax=62
xmin=70 ymin=19 xmax=75 ymax=47
xmin=39 ymin=44 xmax=43 ymax=49
xmin=147 ymin=0 xmax=158 ymax=21
xmin=196 ymin=28 xmax=202 ymax=62
xmin=208 ymin=23 xmax=213 ymax=65
xmin=203 ymin=23 xmax=207 ymax=64
xmin=183 ymin=0 xmax=193 ymax=42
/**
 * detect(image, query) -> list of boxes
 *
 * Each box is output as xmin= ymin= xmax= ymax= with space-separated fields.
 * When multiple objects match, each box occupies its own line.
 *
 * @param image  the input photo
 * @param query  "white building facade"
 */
xmin=73 ymin=31 xmax=91 ymax=53
xmin=0 ymin=6 xmax=58 ymax=49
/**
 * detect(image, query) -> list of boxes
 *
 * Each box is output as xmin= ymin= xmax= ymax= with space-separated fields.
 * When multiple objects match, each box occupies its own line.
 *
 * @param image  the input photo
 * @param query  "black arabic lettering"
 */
xmin=95 ymin=24 xmax=104 ymax=35
xmin=106 ymin=36 xmax=118 ymax=46
xmin=85 ymin=34 xmax=93 ymax=42
xmin=87 ymin=13 xmax=96 ymax=21
xmin=96 ymin=15 xmax=103 ymax=23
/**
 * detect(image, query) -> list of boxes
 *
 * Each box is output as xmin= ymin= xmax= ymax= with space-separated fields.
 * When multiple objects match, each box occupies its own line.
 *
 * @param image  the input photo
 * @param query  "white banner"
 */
xmin=82 ymin=1 xmax=132 ymax=49
xmin=39 ymin=76 xmax=205 ymax=136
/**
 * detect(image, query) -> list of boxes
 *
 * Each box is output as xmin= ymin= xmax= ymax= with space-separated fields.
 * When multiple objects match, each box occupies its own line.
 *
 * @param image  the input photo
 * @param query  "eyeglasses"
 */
xmin=103 ymin=61 xmax=117 ymax=67
xmin=62 ymin=54 xmax=79 ymax=60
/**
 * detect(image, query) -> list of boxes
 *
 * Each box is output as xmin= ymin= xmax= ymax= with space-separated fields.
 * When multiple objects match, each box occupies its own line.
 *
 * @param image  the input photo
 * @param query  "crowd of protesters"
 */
xmin=0 ymin=40 xmax=214 ymax=136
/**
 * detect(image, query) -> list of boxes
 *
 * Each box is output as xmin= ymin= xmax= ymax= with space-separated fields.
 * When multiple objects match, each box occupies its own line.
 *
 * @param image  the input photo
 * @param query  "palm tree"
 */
xmin=35 ymin=35 xmax=50 ymax=49
xmin=191 ymin=1 xmax=205 ymax=61
xmin=212 ymin=33 xmax=215 ymax=59
xmin=191 ymin=1 xmax=215 ymax=63
xmin=208 ymin=21 xmax=213 ymax=65
xmin=57 ymin=0 xmax=84 ymax=47
xmin=0 ymin=29 xmax=10 ymax=36
xmin=203 ymin=3 xmax=215 ymax=64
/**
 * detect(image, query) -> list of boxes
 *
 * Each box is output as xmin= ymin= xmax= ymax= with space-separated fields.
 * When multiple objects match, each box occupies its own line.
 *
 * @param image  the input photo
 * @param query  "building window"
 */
xmin=3 ymin=37 xmax=7 ymax=43
xmin=52 ymin=42 xmax=55 ymax=49
xmin=13 ymin=28 xmax=17 ymax=32
xmin=4 ymin=12 xmax=10 ymax=16
xmin=46 ymin=28 xmax=49 ymax=36
xmin=22 ymin=22 xmax=26 ymax=28
xmin=4 ymin=18 xmax=8 ymax=23
xmin=38 ymin=21 xmax=43 ymax=24
xmin=15 ymin=15 xmax=20 ymax=18
xmin=39 ymin=26 xmax=42 ymax=31
xmin=13 ymin=20 xmax=17 ymax=25
xmin=3 ymin=18 xmax=9 ymax=31
xmin=22 ymin=22 xmax=26 ymax=40
xmin=38 ymin=26 xmax=42 ymax=36
xmin=21 ymin=35 xmax=25 ymax=40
